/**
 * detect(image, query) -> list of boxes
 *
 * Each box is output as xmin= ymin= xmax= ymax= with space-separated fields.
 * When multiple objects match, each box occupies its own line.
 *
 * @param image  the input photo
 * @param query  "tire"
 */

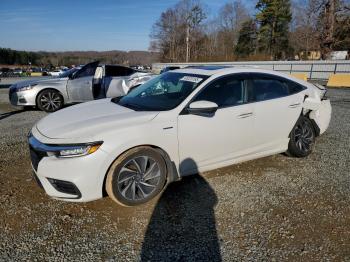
xmin=106 ymin=147 xmax=167 ymax=206
xmin=287 ymin=116 xmax=316 ymax=157
xmin=36 ymin=89 xmax=64 ymax=112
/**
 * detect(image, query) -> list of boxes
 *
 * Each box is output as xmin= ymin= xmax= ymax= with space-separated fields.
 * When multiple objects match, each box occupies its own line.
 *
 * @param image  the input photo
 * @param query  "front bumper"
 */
xmin=28 ymin=134 xmax=111 ymax=202
xmin=9 ymin=88 xmax=37 ymax=106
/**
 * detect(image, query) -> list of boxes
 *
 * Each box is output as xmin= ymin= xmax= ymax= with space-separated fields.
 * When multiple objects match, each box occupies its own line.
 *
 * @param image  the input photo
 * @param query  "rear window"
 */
xmin=250 ymin=78 xmax=289 ymax=102
xmin=286 ymin=80 xmax=306 ymax=94
xmin=248 ymin=73 xmax=306 ymax=102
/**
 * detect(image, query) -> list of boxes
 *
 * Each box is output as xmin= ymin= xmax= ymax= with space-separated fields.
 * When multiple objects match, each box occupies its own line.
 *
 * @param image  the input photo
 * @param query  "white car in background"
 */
xmin=9 ymin=61 xmax=155 ymax=112
xmin=49 ymin=69 xmax=64 ymax=76
xmin=28 ymin=66 xmax=331 ymax=206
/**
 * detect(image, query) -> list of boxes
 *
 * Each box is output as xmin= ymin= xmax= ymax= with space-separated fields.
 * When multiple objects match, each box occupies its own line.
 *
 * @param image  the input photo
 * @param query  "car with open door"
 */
xmin=9 ymin=61 xmax=155 ymax=112
xmin=28 ymin=66 xmax=331 ymax=206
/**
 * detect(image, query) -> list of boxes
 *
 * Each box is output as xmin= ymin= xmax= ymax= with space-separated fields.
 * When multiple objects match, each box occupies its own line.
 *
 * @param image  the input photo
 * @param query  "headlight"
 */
xmin=55 ymin=142 xmax=103 ymax=158
xmin=17 ymin=83 xmax=37 ymax=92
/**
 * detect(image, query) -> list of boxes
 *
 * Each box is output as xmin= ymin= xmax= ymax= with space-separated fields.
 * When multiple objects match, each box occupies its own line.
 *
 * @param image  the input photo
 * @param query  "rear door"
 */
xmin=67 ymin=61 xmax=99 ymax=102
xmin=247 ymin=73 xmax=305 ymax=152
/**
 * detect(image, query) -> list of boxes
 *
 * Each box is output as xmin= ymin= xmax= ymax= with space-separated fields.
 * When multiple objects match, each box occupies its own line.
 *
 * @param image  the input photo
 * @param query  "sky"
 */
xmin=0 ymin=0 xmax=256 ymax=52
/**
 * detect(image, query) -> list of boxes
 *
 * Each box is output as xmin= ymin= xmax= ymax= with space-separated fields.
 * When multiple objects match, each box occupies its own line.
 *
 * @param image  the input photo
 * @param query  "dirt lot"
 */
xmin=0 ymin=88 xmax=349 ymax=261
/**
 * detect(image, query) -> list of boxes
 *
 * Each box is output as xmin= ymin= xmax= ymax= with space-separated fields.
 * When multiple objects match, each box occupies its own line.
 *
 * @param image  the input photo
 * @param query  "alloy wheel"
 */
xmin=117 ymin=156 xmax=161 ymax=201
xmin=294 ymin=118 xmax=314 ymax=153
xmin=40 ymin=91 xmax=62 ymax=112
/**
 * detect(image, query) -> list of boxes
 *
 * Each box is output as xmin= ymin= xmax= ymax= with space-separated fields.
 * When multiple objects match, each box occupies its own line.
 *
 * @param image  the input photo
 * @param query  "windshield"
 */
xmin=116 ymin=72 xmax=209 ymax=111
xmin=58 ymin=67 xmax=79 ymax=78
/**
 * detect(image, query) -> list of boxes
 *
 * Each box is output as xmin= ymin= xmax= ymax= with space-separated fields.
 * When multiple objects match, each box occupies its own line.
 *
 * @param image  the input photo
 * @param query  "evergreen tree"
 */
xmin=235 ymin=19 xmax=257 ymax=58
xmin=256 ymin=0 xmax=292 ymax=59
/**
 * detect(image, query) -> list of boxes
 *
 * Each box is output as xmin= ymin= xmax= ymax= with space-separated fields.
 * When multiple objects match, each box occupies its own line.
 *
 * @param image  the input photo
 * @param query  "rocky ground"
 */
xmin=0 ymin=88 xmax=349 ymax=261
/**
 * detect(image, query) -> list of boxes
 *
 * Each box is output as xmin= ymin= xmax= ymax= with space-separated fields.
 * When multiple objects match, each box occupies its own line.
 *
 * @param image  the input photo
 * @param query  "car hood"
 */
xmin=35 ymin=99 xmax=159 ymax=141
xmin=12 ymin=77 xmax=66 ymax=89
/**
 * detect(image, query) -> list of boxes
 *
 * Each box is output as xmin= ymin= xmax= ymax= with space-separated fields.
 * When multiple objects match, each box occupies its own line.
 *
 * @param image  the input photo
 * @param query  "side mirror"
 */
xmin=187 ymin=100 xmax=218 ymax=115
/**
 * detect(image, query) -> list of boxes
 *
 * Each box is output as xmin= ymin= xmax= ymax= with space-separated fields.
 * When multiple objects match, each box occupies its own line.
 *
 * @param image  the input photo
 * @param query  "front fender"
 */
xmin=35 ymin=81 xmax=69 ymax=103
xmin=97 ymin=120 xmax=180 ymax=184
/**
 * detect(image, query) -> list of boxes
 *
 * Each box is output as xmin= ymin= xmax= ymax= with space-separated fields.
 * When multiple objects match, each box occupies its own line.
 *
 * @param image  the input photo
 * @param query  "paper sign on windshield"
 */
xmin=179 ymin=76 xmax=203 ymax=83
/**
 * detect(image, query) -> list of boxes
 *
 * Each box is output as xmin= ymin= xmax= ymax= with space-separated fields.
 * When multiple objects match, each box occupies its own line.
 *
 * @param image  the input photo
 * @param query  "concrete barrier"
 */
xmin=152 ymin=60 xmax=350 ymax=80
xmin=327 ymin=74 xmax=350 ymax=87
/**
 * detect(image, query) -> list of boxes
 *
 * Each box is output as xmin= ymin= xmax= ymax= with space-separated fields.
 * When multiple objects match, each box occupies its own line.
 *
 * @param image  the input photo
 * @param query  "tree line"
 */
xmin=150 ymin=0 xmax=350 ymax=62
xmin=0 ymin=48 xmax=42 ymax=66
xmin=0 ymin=48 xmax=159 ymax=67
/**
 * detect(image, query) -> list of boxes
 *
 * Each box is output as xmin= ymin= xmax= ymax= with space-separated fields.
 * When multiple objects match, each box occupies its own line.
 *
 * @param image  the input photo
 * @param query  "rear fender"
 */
xmin=307 ymin=99 xmax=332 ymax=135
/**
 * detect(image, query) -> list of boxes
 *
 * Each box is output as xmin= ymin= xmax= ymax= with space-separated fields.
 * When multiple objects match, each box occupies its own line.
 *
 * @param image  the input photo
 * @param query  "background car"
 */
xmin=160 ymin=66 xmax=181 ymax=74
xmin=28 ymin=66 xmax=331 ymax=206
xmin=8 ymin=61 xmax=156 ymax=112
xmin=49 ymin=69 xmax=64 ymax=76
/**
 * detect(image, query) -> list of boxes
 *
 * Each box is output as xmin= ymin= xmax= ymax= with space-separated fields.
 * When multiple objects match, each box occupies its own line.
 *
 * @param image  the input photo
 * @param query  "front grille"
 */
xmin=47 ymin=178 xmax=81 ymax=198
xmin=29 ymin=146 xmax=47 ymax=171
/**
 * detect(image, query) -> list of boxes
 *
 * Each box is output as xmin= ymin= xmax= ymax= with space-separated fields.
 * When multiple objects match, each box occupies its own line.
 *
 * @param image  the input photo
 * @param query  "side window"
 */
xmin=194 ymin=76 xmax=245 ymax=107
xmin=286 ymin=80 xmax=306 ymax=94
xmin=250 ymin=77 xmax=289 ymax=102
xmin=74 ymin=63 xmax=98 ymax=79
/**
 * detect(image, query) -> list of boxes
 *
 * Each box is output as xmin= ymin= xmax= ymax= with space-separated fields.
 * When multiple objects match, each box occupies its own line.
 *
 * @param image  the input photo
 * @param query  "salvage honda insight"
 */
xmin=28 ymin=66 xmax=331 ymax=206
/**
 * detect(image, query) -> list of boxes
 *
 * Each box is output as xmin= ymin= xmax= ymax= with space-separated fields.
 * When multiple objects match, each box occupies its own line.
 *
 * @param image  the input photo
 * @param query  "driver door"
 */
xmin=67 ymin=61 xmax=99 ymax=102
xmin=177 ymin=74 xmax=255 ymax=175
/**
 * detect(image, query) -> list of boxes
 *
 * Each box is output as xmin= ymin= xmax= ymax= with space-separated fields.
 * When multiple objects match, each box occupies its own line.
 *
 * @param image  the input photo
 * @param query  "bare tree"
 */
xmin=290 ymin=0 xmax=320 ymax=59
xmin=149 ymin=0 xmax=207 ymax=62
xmin=217 ymin=1 xmax=249 ymax=60
xmin=319 ymin=0 xmax=337 ymax=58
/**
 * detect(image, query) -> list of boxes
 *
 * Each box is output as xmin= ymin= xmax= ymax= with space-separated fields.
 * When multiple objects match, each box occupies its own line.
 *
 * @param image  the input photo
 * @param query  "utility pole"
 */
xmin=186 ymin=25 xmax=190 ymax=62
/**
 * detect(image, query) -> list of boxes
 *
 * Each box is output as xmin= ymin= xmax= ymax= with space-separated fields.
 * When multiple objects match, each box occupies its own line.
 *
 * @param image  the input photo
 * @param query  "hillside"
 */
xmin=0 ymin=48 xmax=160 ymax=67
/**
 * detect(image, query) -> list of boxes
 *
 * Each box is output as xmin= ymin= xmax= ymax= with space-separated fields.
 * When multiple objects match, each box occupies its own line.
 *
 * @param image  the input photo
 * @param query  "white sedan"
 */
xmin=49 ymin=69 xmax=64 ymax=76
xmin=28 ymin=66 xmax=331 ymax=206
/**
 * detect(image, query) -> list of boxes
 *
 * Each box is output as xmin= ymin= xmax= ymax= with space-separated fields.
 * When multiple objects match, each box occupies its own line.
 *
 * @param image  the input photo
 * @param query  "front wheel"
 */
xmin=106 ymin=147 xmax=167 ymax=206
xmin=36 ymin=89 xmax=64 ymax=112
xmin=287 ymin=116 xmax=315 ymax=157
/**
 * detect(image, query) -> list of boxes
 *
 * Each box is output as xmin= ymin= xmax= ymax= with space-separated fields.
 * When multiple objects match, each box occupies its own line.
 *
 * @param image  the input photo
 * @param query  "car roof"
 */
xmin=171 ymin=66 xmax=292 ymax=78
xmin=169 ymin=65 xmax=316 ymax=90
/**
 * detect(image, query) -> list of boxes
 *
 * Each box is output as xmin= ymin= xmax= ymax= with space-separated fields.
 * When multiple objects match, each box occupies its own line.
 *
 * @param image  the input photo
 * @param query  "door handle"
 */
xmin=288 ymin=103 xmax=301 ymax=108
xmin=237 ymin=112 xmax=253 ymax=119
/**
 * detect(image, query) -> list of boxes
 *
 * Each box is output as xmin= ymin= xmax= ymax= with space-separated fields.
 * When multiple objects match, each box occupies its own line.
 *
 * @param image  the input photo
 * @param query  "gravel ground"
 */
xmin=0 ymin=88 xmax=349 ymax=261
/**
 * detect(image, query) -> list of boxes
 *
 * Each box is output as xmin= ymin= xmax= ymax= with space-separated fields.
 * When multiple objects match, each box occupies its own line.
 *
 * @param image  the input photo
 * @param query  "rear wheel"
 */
xmin=106 ymin=147 xmax=167 ymax=206
xmin=287 ymin=116 xmax=315 ymax=157
xmin=37 ymin=89 xmax=64 ymax=112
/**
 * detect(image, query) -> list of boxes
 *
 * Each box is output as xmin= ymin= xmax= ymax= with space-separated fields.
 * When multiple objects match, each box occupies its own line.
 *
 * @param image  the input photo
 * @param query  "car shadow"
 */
xmin=140 ymin=158 xmax=221 ymax=261
xmin=0 ymin=109 xmax=26 ymax=120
